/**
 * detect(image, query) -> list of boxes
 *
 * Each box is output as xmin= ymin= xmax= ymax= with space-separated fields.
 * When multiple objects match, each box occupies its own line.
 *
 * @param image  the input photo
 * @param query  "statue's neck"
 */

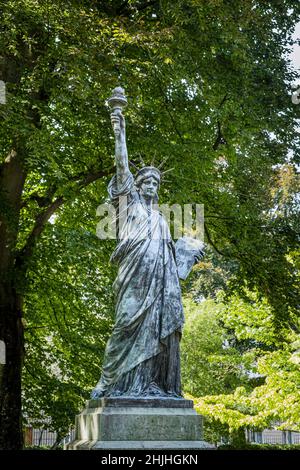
xmin=140 ymin=194 xmax=153 ymax=211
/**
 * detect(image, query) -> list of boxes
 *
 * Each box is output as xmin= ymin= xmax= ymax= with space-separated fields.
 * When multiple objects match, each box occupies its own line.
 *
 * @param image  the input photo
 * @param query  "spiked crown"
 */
xmin=130 ymin=155 xmax=173 ymax=187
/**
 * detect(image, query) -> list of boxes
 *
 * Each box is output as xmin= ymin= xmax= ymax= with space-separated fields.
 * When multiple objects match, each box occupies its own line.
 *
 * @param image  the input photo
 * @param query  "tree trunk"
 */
xmin=0 ymin=148 xmax=26 ymax=449
xmin=0 ymin=288 xmax=24 ymax=449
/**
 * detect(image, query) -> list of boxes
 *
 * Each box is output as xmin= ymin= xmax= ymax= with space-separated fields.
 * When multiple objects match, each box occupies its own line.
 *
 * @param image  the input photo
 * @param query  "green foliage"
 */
xmin=1 ymin=0 xmax=300 ymax=440
xmin=181 ymin=297 xmax=249 ymax=397
xmin=181 ymin=295 xmax=254 ymax=444
xmin=192 ymin=292 xmax=300 ymax=439
xmin=22 ymin=221 xmax=115 ymax=435
xmin=182 ymin=247 xmax=238 ymax=301
xmin=218 ymin=443 xmax=300 ymax=450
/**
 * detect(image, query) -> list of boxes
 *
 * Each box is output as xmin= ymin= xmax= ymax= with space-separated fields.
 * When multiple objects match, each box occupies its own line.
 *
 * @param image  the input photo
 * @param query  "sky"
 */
xmin=289 ymin=22 xmax=300 ymax=79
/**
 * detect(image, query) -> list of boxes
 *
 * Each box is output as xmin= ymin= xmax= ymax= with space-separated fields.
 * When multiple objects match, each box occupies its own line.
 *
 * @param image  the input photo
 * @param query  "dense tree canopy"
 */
xmin=0 ymin=0 xmax=299 ymax=448
xmin=189 ymin=292 xmax=300 ymax=442
xmin=181 ymin=297 xmax=250 ymax=397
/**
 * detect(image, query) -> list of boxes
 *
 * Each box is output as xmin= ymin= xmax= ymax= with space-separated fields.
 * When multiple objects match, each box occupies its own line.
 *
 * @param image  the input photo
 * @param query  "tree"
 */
xmin=193 ymin=291 xmax=300 ymax=443
xmin=0 ymin=0 xmax=299 ymax=448
xmin=22 ymin=222 xmax=116 ymax=443
xmin=0 ymin=0 xmax=115 ymax=448
xmin=181 ymin=297 xmax=248 ymax=397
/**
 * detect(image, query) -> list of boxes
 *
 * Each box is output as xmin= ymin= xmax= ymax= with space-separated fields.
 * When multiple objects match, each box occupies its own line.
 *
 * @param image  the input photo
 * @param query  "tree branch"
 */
xmin=218 ymin=93 xmax=229 ymax=109
xmin=213 ymin=120 xmax=227 ymax=150
xmin=16 ymin=168 xmax=110 ymax=269
xmin=117 ymin=0 xmax=158 ymax=15
xmin=143 ymin=52 xmax=185 ymax=144
xmin=20 ymin=187 xmax=57 ymax=209
xmin=204 ymin=222 xmax=226 ymax=257
xmin=212 ymin=95 xmax=229 ymax=150
xmin=20 ymin=163 xmax=107 ymax=209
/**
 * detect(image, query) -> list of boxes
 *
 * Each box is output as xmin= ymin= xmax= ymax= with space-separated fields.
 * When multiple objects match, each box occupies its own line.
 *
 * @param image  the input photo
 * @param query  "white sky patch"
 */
xmin=49 ymin=214 xmax=57 ymax=224
xmin=288 ymin=23 xmax=300 ymax=166
xmin=289 ymin=22 xmax=300 ymax=74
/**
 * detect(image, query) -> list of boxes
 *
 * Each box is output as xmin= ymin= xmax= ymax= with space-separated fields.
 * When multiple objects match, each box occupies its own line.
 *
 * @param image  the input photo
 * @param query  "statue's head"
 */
xmin=135 ymin=166 xmax=161 ymax=202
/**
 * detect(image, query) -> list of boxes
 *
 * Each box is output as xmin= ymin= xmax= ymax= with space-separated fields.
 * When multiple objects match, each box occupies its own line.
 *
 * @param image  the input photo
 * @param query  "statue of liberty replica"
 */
xmin=92 ymin=87 xmax=184 ymax=399
xmin=67 ymin=88 xmax=212 ymax=450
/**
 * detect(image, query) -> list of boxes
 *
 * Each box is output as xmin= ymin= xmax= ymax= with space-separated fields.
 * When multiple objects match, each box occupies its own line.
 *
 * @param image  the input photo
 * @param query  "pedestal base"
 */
xmin=66 ymin=397 xmax=214 ymax=450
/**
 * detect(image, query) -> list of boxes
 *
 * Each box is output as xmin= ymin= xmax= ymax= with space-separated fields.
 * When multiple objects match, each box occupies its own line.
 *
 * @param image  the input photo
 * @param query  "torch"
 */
xmin=107 ymin=87 xmax=128 ymax=134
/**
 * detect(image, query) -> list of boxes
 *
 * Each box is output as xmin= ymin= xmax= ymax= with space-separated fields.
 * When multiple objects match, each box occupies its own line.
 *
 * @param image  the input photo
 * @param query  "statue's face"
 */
xmin=139 ymin=176 xmax=159 ymax=200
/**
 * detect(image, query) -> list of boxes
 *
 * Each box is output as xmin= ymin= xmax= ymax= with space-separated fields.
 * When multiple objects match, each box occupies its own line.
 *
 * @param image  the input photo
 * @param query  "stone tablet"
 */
xmin=175 ymin=236 xmax=205 ymax=280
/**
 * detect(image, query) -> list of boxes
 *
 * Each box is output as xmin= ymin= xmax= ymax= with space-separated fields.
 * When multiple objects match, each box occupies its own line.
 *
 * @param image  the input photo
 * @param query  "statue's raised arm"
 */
xmin=108 ymin=87 xmax=130 ymax=188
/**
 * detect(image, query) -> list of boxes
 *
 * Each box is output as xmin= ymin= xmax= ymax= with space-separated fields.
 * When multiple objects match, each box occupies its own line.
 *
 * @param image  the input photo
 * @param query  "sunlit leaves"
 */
xmin=191 ymin=293 xmax=300 ymax=437
xmin=1 ymin=0 xmax=300 ymax=438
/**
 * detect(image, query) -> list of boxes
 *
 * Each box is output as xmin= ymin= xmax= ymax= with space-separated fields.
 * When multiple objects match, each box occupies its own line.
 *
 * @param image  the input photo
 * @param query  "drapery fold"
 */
xmin=92 ymin=172 xmax=184 ymax=397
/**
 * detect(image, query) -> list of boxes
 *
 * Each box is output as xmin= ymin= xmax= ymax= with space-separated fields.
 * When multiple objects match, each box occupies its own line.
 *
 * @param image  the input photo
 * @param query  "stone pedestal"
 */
xmin=66 ymin=397 xmax=214 ymax=450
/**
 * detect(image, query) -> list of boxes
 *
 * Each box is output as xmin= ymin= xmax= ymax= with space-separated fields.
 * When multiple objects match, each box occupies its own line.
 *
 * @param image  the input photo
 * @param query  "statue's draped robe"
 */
xmin=92 ymin=172 xmax=184 ymax=397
